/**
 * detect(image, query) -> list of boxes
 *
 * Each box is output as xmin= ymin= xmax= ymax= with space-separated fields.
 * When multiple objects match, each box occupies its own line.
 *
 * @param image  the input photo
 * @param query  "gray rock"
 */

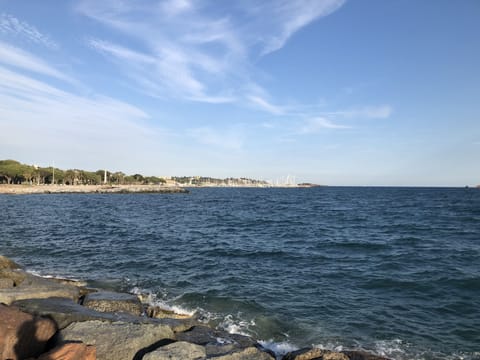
xmin=83 ymin=291 xmax=143 ymax=315
xmin=143 ymin=341 xmax=206 ymax=360
xmin=0 ymin=271 xmax=80 ymax=305
xmin=176 ymin=326 xmax=263 ymax=358
xmin=12 ymin=297 xmax=198 ymax=332
xmin=60 ymin=320 xmax=175 ymax=360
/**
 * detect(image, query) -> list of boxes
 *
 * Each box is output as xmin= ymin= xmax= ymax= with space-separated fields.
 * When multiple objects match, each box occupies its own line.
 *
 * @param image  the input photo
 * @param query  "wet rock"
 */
xmin=60 ymin=320 xmax=175 ymax=360
xmin=176 ymin=325 xmax=265 ymax=358
xmin=342 ymin=351 xmax=391 ymax=360
xmin=0 ymin=304 xmax=57 ymax=360
xmin=0 ymin=255 xmax=21 ymax=270
xmin=34 ymin=342 xmax=96 ymax=360
xmin=146 ymin=305 xmax=195 ymax=320
xmin=83 ymin=291 xmax=143 ymax=315
xmin=0 ymin=271 xmax=80 ymax=305
xmin=143 ymin=341 xmax=206 ymax=360
xmin=282 ymin=348 xmax=349 ymax=360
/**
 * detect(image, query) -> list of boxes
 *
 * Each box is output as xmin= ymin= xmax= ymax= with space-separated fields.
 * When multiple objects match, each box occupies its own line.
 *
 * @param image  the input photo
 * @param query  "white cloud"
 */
xmin=188 ymin=126 xmax=244 ymax=150
xmin=299 ymin=117 xmax=350 ymax=134
xmin=255 ymin=0 xmax=346 ymax=55
xmin=0 ymin=64 xmax=157 ymax=169
xmin=331 ymin=105 xmax=393 ymax=119
xmin=160 ymin=0 xmax=193 ymax=17
xmin=247 ymin=95 xmax=285 ymax=115
xmin=0 ymin=41 xmax=74 ymax=84
xmin=76 ymin=0 xmax=345 ymax=105
xmin=0 ymin=13 xmax=58 ymax=49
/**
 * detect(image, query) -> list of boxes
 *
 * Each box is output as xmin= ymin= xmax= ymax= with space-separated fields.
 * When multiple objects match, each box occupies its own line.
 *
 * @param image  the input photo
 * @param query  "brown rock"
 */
xmin=0 ymin=277 xmax=14 ymax=288
xmin=282 ymin=348 xmax=349 ymax=360
xmin=146 ymin=305 xmax=193 ymax=320
xmin=212 ymin=346 xmax=275 ymax=360
xmin=83 ymin=291 xmax=143 ymax=316
xmin=34 ymin=342 xmax=96 ymax=360
xmin=0 ymin=268 xmax=27 ymax=286
xmin=0 ymin=304 xmax=57 ymax=360
xmin=0 ymin=255 xmax=21 ymax=270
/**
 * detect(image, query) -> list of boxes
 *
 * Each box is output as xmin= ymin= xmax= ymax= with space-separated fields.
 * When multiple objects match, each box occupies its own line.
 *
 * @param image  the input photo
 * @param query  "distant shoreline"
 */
xmin=0 ymin=184 xmax=189 ymax=194
xmin=0 ymin=184 xmax=326 ymax=194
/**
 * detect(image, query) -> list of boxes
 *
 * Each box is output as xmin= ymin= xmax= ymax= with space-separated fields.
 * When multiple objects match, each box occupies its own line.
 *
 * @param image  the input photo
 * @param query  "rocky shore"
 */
xmin=0 ymin=255 xmax=391 ymax=360
xmin=0 ymin=184 xmax=188 ymax=195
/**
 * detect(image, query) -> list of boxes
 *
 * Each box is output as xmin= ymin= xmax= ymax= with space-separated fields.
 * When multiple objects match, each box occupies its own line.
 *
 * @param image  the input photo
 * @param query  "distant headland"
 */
xmin=0 ymin=159 xmax=321 ymax=193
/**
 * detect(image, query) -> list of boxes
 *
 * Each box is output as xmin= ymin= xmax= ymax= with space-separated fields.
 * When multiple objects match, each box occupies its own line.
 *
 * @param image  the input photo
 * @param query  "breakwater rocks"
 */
xmin=0 ymin=255 xmax=391 ymax=360
xmin=0 ymin=184 xmax=189 ymax=195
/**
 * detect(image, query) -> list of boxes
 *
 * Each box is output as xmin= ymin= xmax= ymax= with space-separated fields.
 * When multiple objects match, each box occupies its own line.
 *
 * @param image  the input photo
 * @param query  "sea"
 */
xmin=1 ymin=187 xmax=479 ymax=360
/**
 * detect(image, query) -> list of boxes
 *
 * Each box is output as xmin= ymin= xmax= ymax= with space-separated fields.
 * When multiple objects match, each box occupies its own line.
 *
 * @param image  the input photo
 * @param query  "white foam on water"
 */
xmin=26 ymin=269 xmax=81 ymax=281
xmin=129 ymin=286 xmax=197 ymax=316
xmin=218 ymin=314 xmax=255 ymax=337
xmin=373 ymin=339 xmax=408 ymax=358
xmin=258 ymin=340 xmax=298 ymax=356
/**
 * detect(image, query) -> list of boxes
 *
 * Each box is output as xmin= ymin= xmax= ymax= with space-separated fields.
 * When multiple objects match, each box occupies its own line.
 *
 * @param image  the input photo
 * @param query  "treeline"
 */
xmin=0 ymin=160 xmax=166 ymax=186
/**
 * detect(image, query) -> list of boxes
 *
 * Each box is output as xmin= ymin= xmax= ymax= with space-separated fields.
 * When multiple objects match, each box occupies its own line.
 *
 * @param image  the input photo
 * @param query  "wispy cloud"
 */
xmin=252 ymin=0 xmax=346 ymax=55
xmin=188 ymin=126 xmax=244 ymax=150
xmin=0 ymin=41 xmax=74 ymax=84
xmin=299 ymin=117 xmax=350 ymax=134
xmin=247 ymin=95 xmax=285 ymax=115
xmin=0 ymin=64 xmax=157 ymax=169
xmin=76 ymin=0 xmax=345 ymax=106
xmin=330 ymin=105 xmax=393 ymax=119
xmin=0 ymin=13 xmax=58 ymax=49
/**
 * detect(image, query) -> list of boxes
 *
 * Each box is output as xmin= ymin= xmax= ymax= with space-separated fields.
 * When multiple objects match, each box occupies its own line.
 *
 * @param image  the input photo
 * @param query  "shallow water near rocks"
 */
xmin=1 ymin=187 xmax=479 ymax=359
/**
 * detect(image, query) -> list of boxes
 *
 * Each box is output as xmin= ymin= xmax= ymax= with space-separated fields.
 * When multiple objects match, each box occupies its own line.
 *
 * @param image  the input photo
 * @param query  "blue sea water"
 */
xmin=1 ymin=187 xmax=479 ymax=359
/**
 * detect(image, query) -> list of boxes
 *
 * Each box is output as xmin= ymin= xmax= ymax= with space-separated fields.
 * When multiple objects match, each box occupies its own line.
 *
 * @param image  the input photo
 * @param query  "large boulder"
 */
xmin=0 ymin=271 xmax=80 ymax=305
xmin=176 ymin=325 xmax=271 ymax=358
xmin=34 ymin=342 xmax=96 ymax=360
xmin=282 ymin=348 xmax=349 ymax=360
xmin=60 ymin=320 xmax=175 ymax=360
xmin=82 ymin=291 xmax=143 ymax=315
xmin=143 ymin=341 xmax=206 ymax=360
xmin=212 ymin=346 xmax=275 ymax=360
xmin=0 ymin=304 xmax=57 ymax=360
xmin=0 ymin=255 xmax=21 ymax=270
xmin=283 ymin=348 xmax=391 ymax=360
xmin=13 ymin=297 xmax=197 ymax=332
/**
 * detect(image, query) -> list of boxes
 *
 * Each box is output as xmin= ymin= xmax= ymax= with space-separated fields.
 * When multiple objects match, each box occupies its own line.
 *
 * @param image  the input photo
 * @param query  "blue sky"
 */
xmin=0 ymin=0 xmax=479 ymax=186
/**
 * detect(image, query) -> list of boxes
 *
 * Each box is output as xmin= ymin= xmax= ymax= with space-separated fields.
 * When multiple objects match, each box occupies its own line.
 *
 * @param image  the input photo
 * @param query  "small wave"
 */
xmin=258 ymin=340 xmax=298 ymax=357
xmin=130 ymin=286 xmax=196 ymax=316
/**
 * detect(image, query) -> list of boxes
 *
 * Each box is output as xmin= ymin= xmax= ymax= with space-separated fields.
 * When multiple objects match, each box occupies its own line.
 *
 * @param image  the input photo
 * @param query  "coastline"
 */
xmin=0 ymin=184 xmax=189 ymax=195
xmin=0 ymin=255 xmax=390 ymax=360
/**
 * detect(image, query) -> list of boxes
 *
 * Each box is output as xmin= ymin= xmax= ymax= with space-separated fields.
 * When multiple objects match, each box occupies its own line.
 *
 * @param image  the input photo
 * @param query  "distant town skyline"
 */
xmin=0 ymin=0 xmax=479 ymax=186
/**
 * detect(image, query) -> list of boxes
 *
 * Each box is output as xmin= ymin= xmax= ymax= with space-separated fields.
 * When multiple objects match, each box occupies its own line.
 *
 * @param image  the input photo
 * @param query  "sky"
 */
xmin=0 ymin=0 xmax=479 ymax=186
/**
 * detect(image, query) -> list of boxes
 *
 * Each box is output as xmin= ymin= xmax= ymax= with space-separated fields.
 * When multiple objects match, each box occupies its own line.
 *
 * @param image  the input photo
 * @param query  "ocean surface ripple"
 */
xmin=1 ymin=187 xmax=479 ymax=359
